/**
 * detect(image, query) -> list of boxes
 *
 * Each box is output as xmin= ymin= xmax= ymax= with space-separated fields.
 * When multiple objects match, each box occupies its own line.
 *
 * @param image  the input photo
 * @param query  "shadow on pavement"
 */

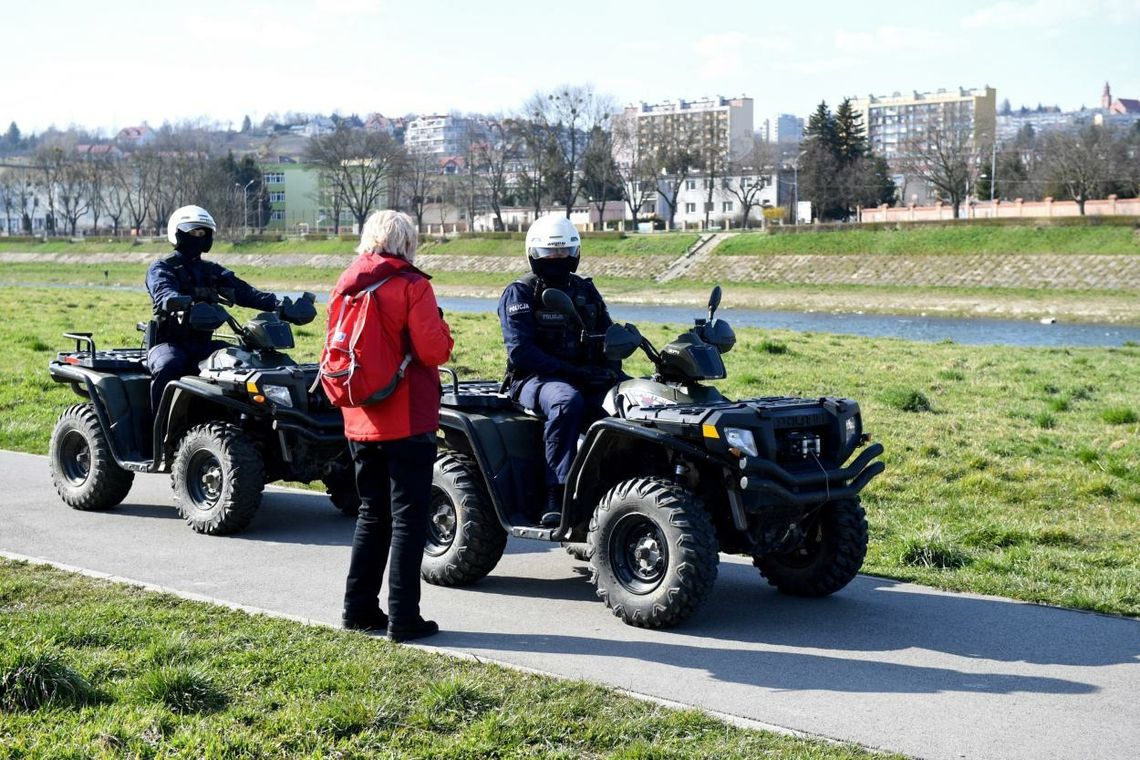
xmin=435 ymin=629 xmax=1098 ymax=696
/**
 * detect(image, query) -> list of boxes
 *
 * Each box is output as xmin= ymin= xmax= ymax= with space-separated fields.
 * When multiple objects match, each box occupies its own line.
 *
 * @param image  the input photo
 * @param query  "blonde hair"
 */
xmin=355 ymin=210 xmax=419 ymax=263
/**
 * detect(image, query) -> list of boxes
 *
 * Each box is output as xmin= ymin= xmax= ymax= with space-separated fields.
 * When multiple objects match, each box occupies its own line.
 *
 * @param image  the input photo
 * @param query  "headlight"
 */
xmin=723 ymin=427 xmax=758 ymax=457
xmin=261 ymin=384 xmax=294 ymax=407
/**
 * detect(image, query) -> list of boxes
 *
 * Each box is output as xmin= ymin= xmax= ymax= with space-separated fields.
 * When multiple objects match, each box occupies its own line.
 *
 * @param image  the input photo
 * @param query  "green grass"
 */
xmin=715 ymin=224 xmax=1140 ymax=255
xmin=0 ymin=560 xmax=890 ymax=759
xmin=0 ymin=233 xmax=701 ymax=258
xmin=4 ymin=287 xmax=1138 ymax=616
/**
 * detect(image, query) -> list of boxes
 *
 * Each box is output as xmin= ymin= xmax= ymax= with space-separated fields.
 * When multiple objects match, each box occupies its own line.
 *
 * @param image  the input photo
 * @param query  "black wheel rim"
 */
xmin=58 ymin=430 xmax=91 ymax=486
xmin=609 ymin=513 xmax=668 ymax=595
xmin=187 ymin=450 xmax=224 ymax=510
xmin=425 ymin=490 xmax=456 ymax=557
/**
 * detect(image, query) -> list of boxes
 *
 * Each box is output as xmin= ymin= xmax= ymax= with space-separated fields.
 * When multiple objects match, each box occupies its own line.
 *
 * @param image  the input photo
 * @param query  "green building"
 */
xmin=261 ymin=162 xmax=389 ymax=234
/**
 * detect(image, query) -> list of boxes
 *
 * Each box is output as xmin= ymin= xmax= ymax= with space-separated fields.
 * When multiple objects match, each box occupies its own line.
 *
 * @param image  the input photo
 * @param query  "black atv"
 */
xmin=47 ymin=292 xmax=360 ymax=535
xmin=426 ymin=286 xmax=884 ymax=628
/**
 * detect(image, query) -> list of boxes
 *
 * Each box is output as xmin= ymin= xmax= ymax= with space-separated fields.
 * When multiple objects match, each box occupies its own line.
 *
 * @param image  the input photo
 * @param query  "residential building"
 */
xmin=646 ymin=169 xmax=788 ymax=229
xmin=405 ymin=114 xmax=480 ymax=155
xmin=261 ymin=162 xmax=354 ymax=234
xmin=850 ymin=86 xmax=997 ymax=160
xmin=115 ymin=123 xmax=155 ymax=148
xmin=771 ymin=113 xmax=804 ymax=144
xmin=619 ymin=96 xmax=755 ymax=164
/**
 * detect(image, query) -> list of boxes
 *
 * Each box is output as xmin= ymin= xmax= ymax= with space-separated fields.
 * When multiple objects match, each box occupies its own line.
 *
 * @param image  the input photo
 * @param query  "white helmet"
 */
xmin=525 ymin=214 xmax=580 ymax=262
xmin=166 ymin=205 xmax=217 ymax=245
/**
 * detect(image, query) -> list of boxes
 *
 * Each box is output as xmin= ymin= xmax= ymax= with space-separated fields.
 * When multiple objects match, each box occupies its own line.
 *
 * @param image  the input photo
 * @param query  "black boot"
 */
xmin=387 ymin=617 xmax=439 ymax=643
xmin=541 ymin=485 xmax=563 ymax=528
xmin=342 ymin=608 xmax=388 ymax=633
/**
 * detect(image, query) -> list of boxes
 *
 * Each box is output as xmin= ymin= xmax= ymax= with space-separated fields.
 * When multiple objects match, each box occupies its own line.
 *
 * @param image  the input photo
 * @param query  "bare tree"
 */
xmin=1042 ymin=126 xmax=1116 ymax=215
xmin=611 ymin=112 xmax=658 ymax=230
xmin=899 ymin=123 xmax=977 ymax=218
xmin=524 ymin=85 xmax=615 ymax=216
xmin=651 ymin=124 xmax=702 ymax=230
xmin=34 ymin=144 xmax=68 ymax=235
xmin=0 ymin=169 xmax=18 ymax=234
xmin=471 ymin=116 xmax=522 ymax=231
xmin=396 ymin=146 xmax=442 ymax=231
xmin=581 ymin=126 xmax=621 ymax=230
xmin=304 ymin=126 xmax=400 ymax=230
xmin=56 ymin=158 xmax=91 ymax=236
xmin=722 ymin=137 xmax=777 ymax=228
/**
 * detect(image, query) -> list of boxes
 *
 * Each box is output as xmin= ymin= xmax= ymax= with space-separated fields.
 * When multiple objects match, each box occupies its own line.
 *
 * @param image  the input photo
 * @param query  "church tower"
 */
xmin=1102 ymin=82 xmax=1112 ymax=109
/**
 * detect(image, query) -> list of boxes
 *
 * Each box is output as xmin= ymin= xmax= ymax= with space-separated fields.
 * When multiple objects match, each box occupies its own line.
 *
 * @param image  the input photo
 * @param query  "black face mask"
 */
xmin=531 ymin=256 xmax=578 ymax=287
xmin=175 ymin=229 xmax=213 ymax=259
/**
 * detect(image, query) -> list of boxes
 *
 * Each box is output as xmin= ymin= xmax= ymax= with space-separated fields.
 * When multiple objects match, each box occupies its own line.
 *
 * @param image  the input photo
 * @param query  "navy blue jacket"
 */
xmin=498 ymin=273 xmax=613 ymax=392
xmin=146 ymin=250 xmax=277 ymax=343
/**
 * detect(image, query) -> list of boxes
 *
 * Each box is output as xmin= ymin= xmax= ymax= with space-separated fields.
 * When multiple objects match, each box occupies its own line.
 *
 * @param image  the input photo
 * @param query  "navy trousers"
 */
xmin=343 ymin=434 xmax=437 ymax=625
xmin=517 ymin=377 xmax=605 ymax=486
xmin=147 ymin=340 xmax=227 ymax=413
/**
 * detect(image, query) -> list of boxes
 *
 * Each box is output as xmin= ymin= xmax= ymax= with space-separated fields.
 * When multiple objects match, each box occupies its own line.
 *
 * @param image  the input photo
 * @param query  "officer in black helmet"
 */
xmin=497 ymin=214 xmax=620 ymax=527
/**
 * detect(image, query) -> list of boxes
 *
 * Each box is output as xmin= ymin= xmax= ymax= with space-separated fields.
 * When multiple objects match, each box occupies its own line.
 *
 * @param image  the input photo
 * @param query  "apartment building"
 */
xmin=404 ymin=114 xmax=481 ymax=155
xmin=619 ymin=96 xmax=754 ymax=164
xmin=850 ymin=86 xmax=997 ymax=159
xmin=771 ymin=113 xmax=804 ymax=144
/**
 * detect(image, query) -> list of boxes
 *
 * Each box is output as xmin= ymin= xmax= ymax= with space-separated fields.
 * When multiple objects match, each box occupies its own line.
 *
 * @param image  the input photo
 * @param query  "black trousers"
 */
xmin=343 ymin=434 xmax=437 ymax=625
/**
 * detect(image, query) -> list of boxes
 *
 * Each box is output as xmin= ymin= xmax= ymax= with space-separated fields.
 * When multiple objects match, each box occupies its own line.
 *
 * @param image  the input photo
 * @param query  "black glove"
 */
xmin=278 ymin=294 xmax=317 ymax=325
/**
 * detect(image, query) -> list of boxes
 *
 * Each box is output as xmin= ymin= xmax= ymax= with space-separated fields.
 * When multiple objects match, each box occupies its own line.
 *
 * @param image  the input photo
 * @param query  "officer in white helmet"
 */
xmin=145 ymin=205 xmax=309 ymax=414
xmin=497 ymin=214 xmax=621 ymax=527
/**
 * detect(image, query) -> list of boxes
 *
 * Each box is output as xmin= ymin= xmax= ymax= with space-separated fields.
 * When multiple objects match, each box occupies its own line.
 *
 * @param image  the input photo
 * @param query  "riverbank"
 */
xmin=3 ymin=254 xmax=1138 ymax=324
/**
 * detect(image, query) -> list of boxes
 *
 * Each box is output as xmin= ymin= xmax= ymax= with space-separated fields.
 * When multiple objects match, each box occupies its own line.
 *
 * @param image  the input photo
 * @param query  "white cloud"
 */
xmin=960 ymin=0 xmax=1139 ymax=29
xmin=315 ymin=0 xmax=382 ymax=14
xmin=834 ymin=26 xmax=950 ymax=55
xmin=692 ymin=32 xmax=748 ymax=77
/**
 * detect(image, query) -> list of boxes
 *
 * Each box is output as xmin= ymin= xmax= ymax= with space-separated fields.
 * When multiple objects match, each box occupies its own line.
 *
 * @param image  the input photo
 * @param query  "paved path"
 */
xmin=2 ymin=450 xmax=1137 ymax=760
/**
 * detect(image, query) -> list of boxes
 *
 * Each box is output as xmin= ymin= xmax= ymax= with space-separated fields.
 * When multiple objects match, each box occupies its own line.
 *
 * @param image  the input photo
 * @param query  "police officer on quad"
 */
xmin=498 ymin=214 xmax=620 ymax=527
xmin=145 ymin=205 xmax=313 ymax=414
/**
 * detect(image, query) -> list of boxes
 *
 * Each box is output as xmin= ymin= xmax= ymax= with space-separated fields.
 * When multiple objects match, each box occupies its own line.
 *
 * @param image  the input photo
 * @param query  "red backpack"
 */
xmin=317 ymin=275 xmax=413 ymax=408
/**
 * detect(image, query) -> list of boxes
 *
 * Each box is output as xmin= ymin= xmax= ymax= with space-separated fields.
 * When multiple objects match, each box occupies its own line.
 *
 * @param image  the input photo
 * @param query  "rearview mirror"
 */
xmin=540 ymin=288 xmax=583 ymax=329
xmin=707 ymin=285 xmax=722 ymax=321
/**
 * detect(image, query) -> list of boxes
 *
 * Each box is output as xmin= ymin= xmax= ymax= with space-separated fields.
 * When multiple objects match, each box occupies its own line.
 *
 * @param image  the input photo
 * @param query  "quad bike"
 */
xmin=426 ymin=286 xmax=884 ymax=628
xmin=47 ymin=291 xmax=360 ymax=535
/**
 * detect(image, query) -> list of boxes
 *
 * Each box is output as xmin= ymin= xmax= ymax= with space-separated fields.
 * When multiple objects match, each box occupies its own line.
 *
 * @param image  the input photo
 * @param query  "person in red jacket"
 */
xmin=336 ymin=210 xmax=454 ymax=642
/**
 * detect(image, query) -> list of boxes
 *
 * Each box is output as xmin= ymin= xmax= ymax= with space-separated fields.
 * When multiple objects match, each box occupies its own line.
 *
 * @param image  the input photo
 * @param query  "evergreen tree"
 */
xmin=833 ymin=98 xmax=867 ymax=165
xmin=241 ymin=115 xmax=252 ymax=133
xmin=4 ymin=122 xmax=20 ymax=149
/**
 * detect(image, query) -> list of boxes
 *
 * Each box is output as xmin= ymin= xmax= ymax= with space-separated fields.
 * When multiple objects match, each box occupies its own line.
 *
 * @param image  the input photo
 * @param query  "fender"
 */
xmin=563 ymin=418 xmax=720 ymax=528
xmin=154 ymin=378 xmax=267 ymax=470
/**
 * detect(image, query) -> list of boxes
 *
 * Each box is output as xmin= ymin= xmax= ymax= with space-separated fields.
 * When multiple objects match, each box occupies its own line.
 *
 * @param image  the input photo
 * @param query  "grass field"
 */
xmin=2 ymin=288 xmax=1137 ymax=616
xmin=0 ymin=560 xmax=892 ymax=759
xmin=716 ymin=224 xmax=1140 ymax=255
xmin=2 ymin=223 xmax=1137 ymax=257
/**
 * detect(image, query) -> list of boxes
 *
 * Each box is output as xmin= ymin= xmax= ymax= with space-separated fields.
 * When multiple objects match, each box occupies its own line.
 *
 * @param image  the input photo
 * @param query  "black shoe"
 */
xmin=541 ymin=485 xmax=564 ymax=528
xmin=387 ymin=617 xmax=439 ymax=643
xmin=342 ymin=609 xmax=388 ymax=633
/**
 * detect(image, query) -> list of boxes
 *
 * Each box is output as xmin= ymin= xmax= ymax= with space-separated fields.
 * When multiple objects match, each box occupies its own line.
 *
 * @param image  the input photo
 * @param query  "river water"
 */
xmin=434 ymin=296 xmax=1140 ymax=348
xmin=7 ymin=283 xmax=1138 ymax=348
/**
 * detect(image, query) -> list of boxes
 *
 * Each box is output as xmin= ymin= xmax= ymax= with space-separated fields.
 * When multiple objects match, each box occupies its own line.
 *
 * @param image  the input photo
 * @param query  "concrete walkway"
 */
xmin=2 ymin=449 xmax=1138 ymax=760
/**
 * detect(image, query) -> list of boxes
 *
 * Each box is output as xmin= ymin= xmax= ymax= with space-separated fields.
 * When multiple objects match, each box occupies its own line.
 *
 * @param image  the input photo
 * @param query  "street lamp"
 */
xmin=239 ymin=179 xmax=255 ymax=238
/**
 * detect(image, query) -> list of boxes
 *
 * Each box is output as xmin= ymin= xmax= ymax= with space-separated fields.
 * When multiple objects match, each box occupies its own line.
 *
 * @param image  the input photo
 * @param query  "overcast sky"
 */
xmin=6 ymin=0 xmax=1138 ymax=134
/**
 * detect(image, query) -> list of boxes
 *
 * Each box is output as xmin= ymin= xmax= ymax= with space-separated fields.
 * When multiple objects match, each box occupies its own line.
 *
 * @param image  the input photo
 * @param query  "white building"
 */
xmin=405 ymin=114 xmax=481 ymax=155
xmin=619 ymin=96 xmax=755 ymax=164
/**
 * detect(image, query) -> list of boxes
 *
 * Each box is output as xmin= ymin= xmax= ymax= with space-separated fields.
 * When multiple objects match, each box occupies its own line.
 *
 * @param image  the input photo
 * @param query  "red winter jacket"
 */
xmin=331 ymin=252 xmax=454 ymax=442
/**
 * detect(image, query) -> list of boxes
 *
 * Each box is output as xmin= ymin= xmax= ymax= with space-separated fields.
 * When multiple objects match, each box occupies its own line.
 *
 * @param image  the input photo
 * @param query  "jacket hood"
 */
xmin=334 ymin=252 xmax=428 ymax=295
